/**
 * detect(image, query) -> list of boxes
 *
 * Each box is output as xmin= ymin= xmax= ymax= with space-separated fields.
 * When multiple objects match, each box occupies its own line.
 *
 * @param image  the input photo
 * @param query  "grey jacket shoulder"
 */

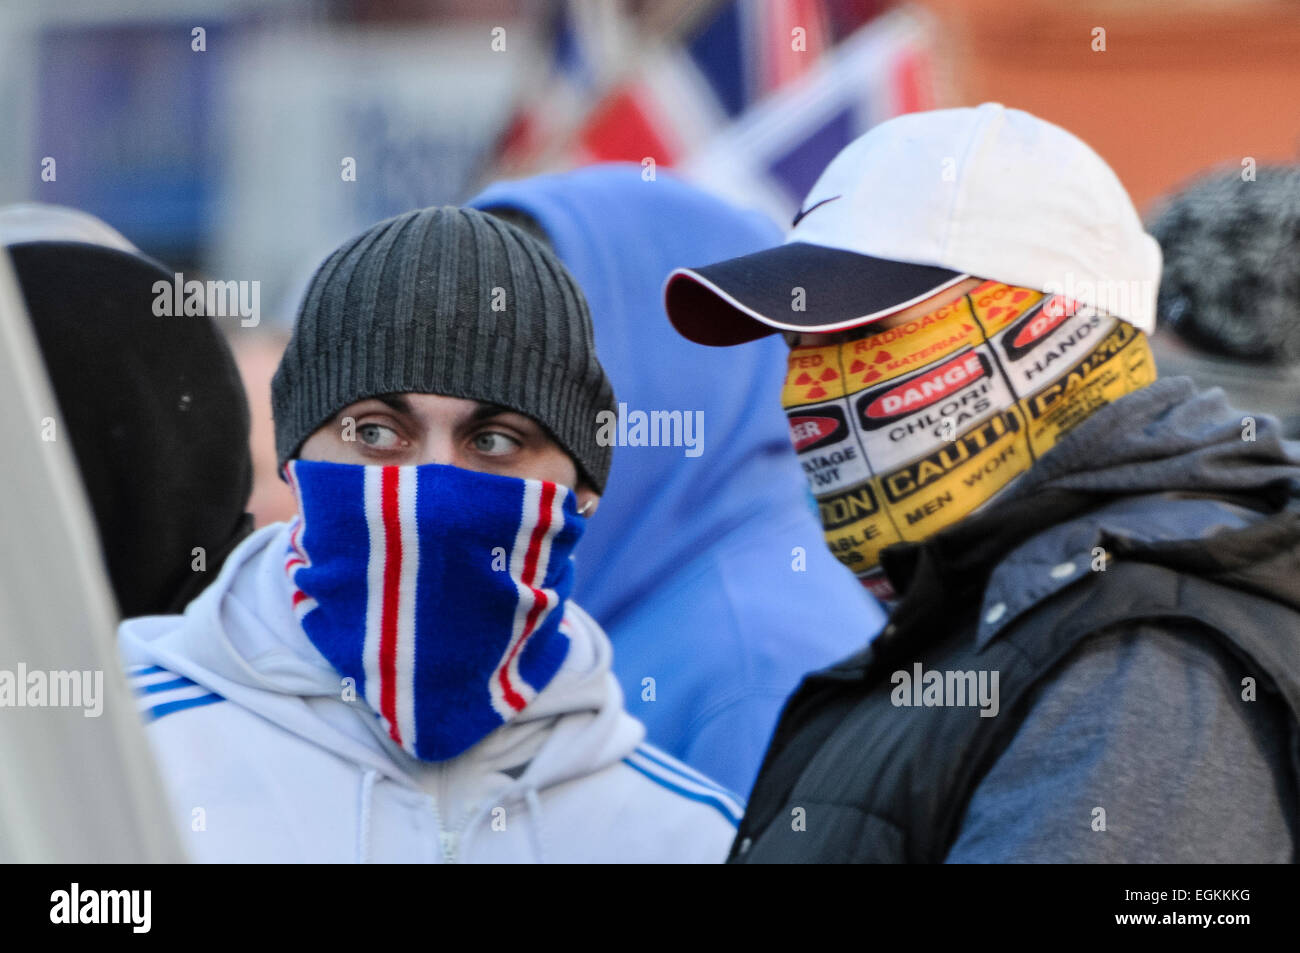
xmin=945 ymin=619 xmax=1297 ymax=863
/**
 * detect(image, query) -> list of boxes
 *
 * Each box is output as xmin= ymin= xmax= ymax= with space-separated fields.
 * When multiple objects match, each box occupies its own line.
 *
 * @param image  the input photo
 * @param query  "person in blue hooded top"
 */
xmin=472 ymin=164 xmax=885 ymax=796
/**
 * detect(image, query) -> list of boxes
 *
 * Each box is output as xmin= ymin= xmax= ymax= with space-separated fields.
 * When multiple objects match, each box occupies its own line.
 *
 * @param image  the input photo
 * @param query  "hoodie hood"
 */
xmin=470 ymin=165 xmax=813 ymax=627
xmin=118 ymin=520 xmax=643 ymax=799
xmin=6 ymin=237 xmax=253 ymax=619
xmin=1000 ymin=375 xmax=1300 ymax=504
xmin=880 ymin=376 xmax=1300 ymax=642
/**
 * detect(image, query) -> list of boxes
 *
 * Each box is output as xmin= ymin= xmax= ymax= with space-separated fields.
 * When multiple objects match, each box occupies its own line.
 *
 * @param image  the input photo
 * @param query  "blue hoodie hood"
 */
xmin=471 ymin=165 xmax=883 ymax=795
xmin=474 ymin=164 xmax=821 ymax=622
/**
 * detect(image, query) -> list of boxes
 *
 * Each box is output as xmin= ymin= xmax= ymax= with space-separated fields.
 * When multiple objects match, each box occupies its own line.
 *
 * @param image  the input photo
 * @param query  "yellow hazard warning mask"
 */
xmin=781 ymin=281 xmax=1157 ymax=602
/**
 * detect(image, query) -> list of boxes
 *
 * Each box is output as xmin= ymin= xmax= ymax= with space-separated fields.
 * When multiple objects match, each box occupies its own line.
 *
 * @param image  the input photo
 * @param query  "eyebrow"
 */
xmin=370 ymin=395 xmax=520 ymax=426
xmin=374 ymin=394 xmax=414 ymax=416
xmin=468 ymin=402 xmax=519 ymax=424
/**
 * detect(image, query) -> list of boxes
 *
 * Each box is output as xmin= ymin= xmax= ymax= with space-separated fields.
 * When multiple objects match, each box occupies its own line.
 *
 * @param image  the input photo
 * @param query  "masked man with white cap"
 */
xmin=665 ymin=103 xmax=1300 ymax=862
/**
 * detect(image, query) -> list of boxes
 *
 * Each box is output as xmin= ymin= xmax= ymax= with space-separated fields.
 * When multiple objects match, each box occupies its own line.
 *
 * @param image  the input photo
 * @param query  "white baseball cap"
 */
xmin=665 ymin=103 xmax=1162 ymax=345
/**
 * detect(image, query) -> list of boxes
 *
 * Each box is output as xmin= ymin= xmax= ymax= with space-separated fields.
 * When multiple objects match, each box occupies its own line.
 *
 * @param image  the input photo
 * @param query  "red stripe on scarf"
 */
xmin=497 ymin=482 xmax=557 ymax=711
xmin=379 ymin=467 xmax=403 ymax=744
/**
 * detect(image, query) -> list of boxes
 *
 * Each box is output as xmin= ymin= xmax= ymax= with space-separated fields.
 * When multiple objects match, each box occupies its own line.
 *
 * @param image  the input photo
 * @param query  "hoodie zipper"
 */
xmin=439 ymin=830 xmax=459 ymax=863
xmin=429 ymin=764 xmax=519 ymax=864
xmin=430 ymin=764 xmax=471 ymax=864
xmin=429 ymin=799 xmax=478 ymax=864
xmin=426 ymin=786 xmax=458 ymax=864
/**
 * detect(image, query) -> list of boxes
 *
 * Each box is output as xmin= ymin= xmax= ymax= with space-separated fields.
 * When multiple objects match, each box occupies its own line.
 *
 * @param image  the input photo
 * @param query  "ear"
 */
xmin=575 ymin=483 xmax=601 ymax=518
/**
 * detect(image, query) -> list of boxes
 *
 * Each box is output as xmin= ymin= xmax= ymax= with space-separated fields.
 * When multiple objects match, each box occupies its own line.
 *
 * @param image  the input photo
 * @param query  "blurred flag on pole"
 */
xmin=572 ymin=46 xmax=725 ymax=166
xmin=492 ymin=1 xmax=939 ymax=224
xmin=496 ymin=0 xmax=633 ymax=172
xmin=688 ymin=0 xmax=832 ymax=116
xmin=682 ymin=5 xmax=939 ymax=221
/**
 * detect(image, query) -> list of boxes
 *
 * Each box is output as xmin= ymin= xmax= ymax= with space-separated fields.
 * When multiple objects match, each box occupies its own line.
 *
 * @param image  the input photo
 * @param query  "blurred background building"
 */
xmin=2 ymin=0 xmax=1298 ymax=521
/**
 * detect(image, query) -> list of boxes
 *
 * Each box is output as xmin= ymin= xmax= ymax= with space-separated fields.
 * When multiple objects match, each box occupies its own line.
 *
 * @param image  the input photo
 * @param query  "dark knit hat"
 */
xmin=272 ymin=206 xmax=616 ymax=492
xmin=10 ymin=241 xmax=253 ymax=618
xmin=1147 ymin=164 xmax=1300 ymax=364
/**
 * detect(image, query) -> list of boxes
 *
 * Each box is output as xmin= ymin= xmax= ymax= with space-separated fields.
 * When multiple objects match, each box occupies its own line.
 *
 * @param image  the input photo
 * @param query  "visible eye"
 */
xmin=357 ymin=422 xmax=402 ymax=450
xmin=471 ymin=430 xmax=520 ymax=456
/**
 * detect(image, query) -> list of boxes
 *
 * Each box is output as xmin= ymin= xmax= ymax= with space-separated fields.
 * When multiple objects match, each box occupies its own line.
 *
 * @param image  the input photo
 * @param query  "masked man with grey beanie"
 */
xmin=117 ymin=206 xmax=741 ymax=863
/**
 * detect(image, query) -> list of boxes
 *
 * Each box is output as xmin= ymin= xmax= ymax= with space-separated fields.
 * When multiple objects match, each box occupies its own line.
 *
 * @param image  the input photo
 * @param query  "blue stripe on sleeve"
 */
xmin=623 ymin=758 xmax=741 ymax=828
xmin=133 ymin=676 xmax=197 ymax=695
xmin=634 ymin=744 xmax=741 ymax=802
xmin=145 ymin=693 xmax=225 ymax=722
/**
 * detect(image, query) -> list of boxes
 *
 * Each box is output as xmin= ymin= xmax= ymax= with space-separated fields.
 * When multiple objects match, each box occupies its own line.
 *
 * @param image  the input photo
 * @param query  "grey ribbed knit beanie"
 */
xmin=272 ymin=206 xmax=616 ymax=492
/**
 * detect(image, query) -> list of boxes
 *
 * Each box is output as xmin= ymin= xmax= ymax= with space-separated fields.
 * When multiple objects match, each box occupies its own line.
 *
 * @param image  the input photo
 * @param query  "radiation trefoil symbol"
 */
xmin=791 ymin=366 xmax=839 ymax=399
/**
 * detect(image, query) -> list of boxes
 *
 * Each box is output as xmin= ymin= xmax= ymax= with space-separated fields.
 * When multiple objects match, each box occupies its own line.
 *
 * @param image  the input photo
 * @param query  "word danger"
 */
xmin=859 ymin=351 xmax=988 ymax=426
xmin=50 ymin=883 xmax=151 ymax=933
xmin=887 ymin=381 xmax=991 ymax=443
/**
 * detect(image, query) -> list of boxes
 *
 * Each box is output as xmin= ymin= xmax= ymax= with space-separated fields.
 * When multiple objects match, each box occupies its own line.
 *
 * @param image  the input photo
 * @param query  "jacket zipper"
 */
xmin=428 ymin=766 xmax=515 ymax=864
xmin=430 ymin=765 xmax=468 ymax=864
xmin=426 ymin=768 xmax=459 ymax=864
xmin=426 ymin=791 xmax=449 ymax=863
xmin=439 ymin=830 xmax=459 ymax=864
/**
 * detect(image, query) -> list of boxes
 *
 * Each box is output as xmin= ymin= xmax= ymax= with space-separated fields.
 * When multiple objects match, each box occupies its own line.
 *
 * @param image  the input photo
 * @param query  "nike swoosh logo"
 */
xmin=791 ymin=195 xmax=842 ymax=228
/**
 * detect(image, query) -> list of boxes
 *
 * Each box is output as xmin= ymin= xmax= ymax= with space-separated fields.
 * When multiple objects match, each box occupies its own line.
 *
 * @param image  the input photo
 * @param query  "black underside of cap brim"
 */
xmin=666 ymin=241 xmax=965 ymax=347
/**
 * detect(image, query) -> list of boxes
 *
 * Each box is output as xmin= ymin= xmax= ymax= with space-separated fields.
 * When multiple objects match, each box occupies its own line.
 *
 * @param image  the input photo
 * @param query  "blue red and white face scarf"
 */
xmin=283 ymin=460 xmax=585 ymax=762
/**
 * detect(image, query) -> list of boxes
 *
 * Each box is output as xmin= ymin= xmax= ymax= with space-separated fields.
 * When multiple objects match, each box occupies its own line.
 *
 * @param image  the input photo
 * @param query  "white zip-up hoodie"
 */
xmin=118 ymin=522 xmax=742 ymax=863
